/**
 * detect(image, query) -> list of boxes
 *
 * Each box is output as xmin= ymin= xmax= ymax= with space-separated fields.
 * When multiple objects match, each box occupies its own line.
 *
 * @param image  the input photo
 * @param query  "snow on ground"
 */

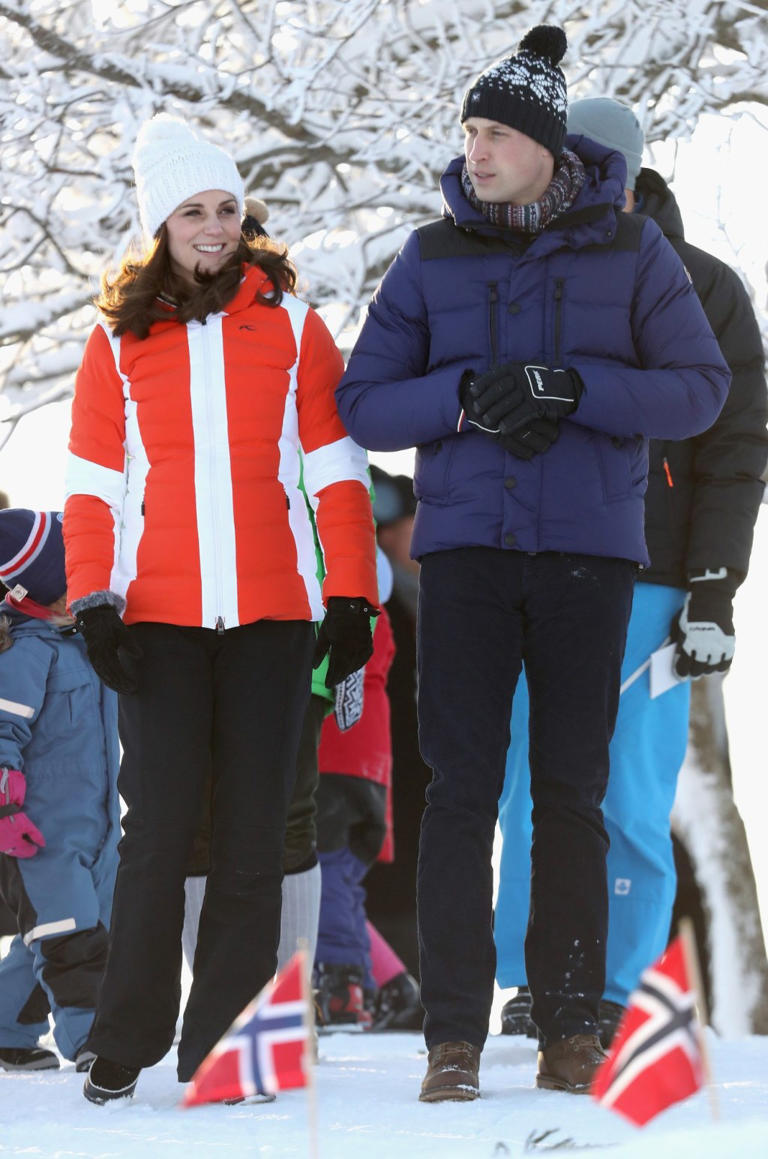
xmin=1 ymin=1026 xmax=767 ymax=1158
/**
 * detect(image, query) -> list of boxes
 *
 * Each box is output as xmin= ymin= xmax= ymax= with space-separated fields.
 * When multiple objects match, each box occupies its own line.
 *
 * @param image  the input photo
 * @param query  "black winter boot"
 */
xmin=598 ymin=1000 xmax=626 ymax=1049
xmin=75 ymin=1047 xmax=97 ymax=1073
xmin=499 ymin=986 xmax=537 ymax=1038
xmin=313 ymin=962 xmax=369 ymax=1029
xmin=371 ymin=971 xmax=423 ymax=1031
xmin=83 ymin=1056 xmax=140 ymax=1104
xmin=0 ymin=1046 xmax=59 ymax=1071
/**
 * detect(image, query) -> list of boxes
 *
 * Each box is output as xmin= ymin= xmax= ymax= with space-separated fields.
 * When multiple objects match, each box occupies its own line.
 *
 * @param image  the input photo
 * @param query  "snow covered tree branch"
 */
xmin=0 ymin=0 xmax=765 ymax=431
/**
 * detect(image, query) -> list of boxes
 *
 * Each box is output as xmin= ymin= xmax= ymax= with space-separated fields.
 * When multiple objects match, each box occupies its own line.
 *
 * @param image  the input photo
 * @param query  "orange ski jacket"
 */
xmin=64 ymin=265 xmax=378 ymax=629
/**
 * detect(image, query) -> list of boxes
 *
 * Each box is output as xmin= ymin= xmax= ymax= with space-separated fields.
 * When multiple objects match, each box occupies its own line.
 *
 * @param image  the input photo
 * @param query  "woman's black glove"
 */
xmin=313 ymin=597 xmax=378 ymax=689
xmin=75 ymin=604 xmax=142 ymax=694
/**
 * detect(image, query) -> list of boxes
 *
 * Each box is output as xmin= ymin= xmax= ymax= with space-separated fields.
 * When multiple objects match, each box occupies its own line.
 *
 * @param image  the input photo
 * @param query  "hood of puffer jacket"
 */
xmin=635 ymin=166 xmax=686 ymax=242
xmin=1 ymin=601 xmax=75 ymax=641
xmin=439 ymin=134 xmax=629 ymax=238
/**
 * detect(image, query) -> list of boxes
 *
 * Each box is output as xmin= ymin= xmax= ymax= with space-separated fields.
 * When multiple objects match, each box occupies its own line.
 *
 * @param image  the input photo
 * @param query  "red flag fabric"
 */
xmin=591 ymin=935 xmax=704 ymax=1126
xmin=182 ymin=951 xmax=310 ymax=1108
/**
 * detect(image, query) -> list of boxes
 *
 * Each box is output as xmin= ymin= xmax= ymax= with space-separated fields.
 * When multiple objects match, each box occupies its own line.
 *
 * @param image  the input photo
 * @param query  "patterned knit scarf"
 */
xmin=461 ymin=147 xmax=586 ymax=233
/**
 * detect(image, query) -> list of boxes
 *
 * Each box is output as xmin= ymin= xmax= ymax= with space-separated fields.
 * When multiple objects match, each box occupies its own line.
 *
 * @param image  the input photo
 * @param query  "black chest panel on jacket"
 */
xmin=416 ymin=209 xmax=645 ymax=262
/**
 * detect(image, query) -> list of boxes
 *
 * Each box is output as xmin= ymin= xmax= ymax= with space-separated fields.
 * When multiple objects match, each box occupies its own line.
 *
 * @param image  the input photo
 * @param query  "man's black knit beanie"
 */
xmin=460 ymin=25 xmax=568 ymax=158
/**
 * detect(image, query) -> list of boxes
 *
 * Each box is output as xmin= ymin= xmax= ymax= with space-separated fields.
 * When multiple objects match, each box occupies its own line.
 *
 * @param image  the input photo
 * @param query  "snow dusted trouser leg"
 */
xmin=86 ymin=620 xmax=314 ymax=1080
xmin=416 ymin=548 xmax=634 ymax=1051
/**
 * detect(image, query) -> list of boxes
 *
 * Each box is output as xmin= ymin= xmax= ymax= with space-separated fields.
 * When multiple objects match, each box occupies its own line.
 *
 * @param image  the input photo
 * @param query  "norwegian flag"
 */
xmin=591 ymin=935 xmax=705 ymax=1126
xmin=182 ymin=951 xmax=311 ymax=1108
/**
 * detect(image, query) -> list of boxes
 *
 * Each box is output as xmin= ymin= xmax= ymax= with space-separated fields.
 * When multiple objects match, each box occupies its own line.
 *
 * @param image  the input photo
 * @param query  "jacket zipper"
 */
xmin=201 ymin=322 xmax=227 ymax=633
xmin=553 ymin=278 xmax=564 ymax=366
xmin=488 ymin=282 xmax=499 ymax=364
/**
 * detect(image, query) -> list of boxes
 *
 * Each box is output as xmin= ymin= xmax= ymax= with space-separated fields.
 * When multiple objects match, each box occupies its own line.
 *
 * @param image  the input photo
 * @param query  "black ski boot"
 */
xmin=0 ymin=1046 xmax=59 ymax=1071
xmin=598 ymin=1000 xmax=626 ymax=1049
xmin=83 ymin=1056 xmax=140 ymax=1104
xmin=313 ymin=962 xmax=370 ymax=1029
xmin=499 ymin=986 xmax=537 ymax=1038
xmin=371 ymin=971 xmax=423 ymax=1031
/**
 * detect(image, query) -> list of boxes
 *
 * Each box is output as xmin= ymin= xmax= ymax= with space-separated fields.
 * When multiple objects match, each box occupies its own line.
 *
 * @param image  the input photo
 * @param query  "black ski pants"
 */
xmin=416 ymin=548 xmax=635 ymax=1051
xmin=87 ymin=619 xmax=314 ymax=1080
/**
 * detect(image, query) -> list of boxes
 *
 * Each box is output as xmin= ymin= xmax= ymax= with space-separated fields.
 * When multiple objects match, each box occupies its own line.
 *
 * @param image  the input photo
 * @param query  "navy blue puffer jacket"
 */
xmin=336 ymin=138 xmax=730 ymax=566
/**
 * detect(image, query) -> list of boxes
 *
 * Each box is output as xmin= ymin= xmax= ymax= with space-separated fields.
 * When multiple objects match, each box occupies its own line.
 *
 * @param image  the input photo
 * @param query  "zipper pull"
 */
xmin=215 ymin=616 xmax=225 ymax=634
xmin=663 ymin=457 xmax=674 ymax=488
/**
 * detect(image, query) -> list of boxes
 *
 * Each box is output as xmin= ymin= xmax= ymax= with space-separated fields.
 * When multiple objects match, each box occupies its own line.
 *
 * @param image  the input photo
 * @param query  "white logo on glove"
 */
xmin=523 ymin=365 xmax=573 ymax=403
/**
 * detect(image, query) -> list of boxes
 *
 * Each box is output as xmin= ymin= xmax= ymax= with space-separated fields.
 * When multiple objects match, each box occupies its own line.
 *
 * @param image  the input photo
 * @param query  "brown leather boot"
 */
xmin=536 ymin=1033 xmax=607 ymax=1094
xmin=419 ymin=1041 xmax=481 ymax=1102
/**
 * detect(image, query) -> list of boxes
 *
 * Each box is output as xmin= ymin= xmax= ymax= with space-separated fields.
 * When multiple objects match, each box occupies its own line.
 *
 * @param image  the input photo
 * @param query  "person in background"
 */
xmin=363 ymin=465 xmax=427 ymax=981
xmin=336 ymin=24 xmax=729 ymax=1101
xmin=495 ymin=97 xmax=768 ymax=1043
xmin=314 ymin=547 xmax=419 ymax=1030
xmin=0 ymin=487 xmax=17 ymax=940
xmin=0 ymin=509 xmax=119 ymax=1073
xmin=64 ymin=115 xmax=378 ymax=1103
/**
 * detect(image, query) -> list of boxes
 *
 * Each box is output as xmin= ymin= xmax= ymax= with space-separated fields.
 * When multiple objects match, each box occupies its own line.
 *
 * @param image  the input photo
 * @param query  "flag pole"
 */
xmin=298 ymin=940 xmax=320 ymax=1159
xmin=678 ymin=916 xmax=719 ymax=1120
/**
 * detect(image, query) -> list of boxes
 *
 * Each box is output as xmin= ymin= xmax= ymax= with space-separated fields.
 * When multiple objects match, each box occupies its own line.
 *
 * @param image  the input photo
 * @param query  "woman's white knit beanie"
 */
xmin=133 ymin=115 xmax=245 ymax=239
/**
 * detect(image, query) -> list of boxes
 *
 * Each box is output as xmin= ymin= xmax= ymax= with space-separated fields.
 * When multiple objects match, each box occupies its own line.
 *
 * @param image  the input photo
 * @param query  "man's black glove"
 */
xmin=75 ymin=604 xmax=143 ymax=694
xmin=461 ymin=362 xmax=583 ymax=440
xmin=498 ymin=416 xmax=561 ymax=460
xmin=313 ymin=597 xmax=378 ymax=689
xmin=671 ymin=568 xmax=737 ymax=679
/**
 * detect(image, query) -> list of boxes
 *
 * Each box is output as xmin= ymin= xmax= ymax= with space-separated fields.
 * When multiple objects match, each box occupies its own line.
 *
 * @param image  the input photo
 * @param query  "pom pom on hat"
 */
xmin=0 ymin=510 xmax=66 ymax=606
xmin=242 ymin=196 xmax=270 ymax=240
xmin=567 ymin=98 xmax=645 ymax=190
xmin=133 ymin=114 xmax=245 ymax=240
xmin=244 ymin=197 xmax=269 ymax=225
xmin=519 ymin=25 xmax=567 ymax=65
xmin=460 ymin=23 xmax=569 ymax=157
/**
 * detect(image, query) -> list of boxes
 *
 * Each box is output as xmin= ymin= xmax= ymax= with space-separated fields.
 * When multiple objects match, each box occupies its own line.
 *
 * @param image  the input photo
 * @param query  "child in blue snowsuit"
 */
xmin=0 ymin=509 xmax=119 ymax=1071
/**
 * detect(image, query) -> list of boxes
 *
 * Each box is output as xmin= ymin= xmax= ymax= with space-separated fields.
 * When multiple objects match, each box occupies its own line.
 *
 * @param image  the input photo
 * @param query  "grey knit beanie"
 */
xmin=567 ymin=98 xmax=645 ymax=190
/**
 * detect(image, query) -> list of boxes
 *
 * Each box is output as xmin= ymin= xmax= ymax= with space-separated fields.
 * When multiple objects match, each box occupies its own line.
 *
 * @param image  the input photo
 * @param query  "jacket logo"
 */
xmin=239 ymin=324 xmax=259 ymax=331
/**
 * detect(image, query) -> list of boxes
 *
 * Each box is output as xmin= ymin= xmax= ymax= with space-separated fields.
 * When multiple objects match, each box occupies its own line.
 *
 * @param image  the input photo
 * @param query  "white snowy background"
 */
xmin=1 ymin=0 xmax=767 ymax=1153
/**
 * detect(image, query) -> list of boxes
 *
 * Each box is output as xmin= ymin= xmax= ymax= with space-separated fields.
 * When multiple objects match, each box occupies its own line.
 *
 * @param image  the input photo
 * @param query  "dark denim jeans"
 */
xmin=416 ymin=548 xmax=635 ymax=1050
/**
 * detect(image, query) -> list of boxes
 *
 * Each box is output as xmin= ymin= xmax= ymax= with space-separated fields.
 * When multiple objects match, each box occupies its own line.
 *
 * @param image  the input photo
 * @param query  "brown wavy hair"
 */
xmin=96 ymin=232 xmax=298 ymax=339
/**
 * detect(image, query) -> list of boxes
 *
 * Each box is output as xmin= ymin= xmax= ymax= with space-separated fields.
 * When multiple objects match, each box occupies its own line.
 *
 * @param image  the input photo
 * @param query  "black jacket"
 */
xmin=636 ymin=167 xmax=768 ymax=588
